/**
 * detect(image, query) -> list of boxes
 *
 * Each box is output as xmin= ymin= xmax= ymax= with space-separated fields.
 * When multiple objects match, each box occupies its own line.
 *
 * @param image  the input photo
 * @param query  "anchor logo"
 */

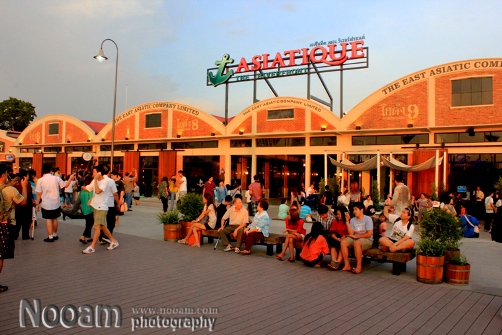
xmin=208 ymin=54 xmax=234 ymax=87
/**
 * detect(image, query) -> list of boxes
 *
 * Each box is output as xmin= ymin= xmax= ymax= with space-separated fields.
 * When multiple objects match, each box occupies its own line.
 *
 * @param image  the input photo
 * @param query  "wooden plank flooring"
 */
xmin=0 ymin=223 xmax=500 ymax=335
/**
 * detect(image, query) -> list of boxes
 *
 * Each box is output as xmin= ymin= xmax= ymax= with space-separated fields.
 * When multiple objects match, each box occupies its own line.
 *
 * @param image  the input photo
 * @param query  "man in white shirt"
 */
xmin=485 ymin=191 xmax=495 ymax=232
xmin=390 ymin=175 xmax=411 ymax=217
xmin=35 ymin=164 xmax=74 ymax=242
xmin=177 ymin=170 xmax=187 ymax=200
xmin=81 ymin=164 xmax=119 ymax=254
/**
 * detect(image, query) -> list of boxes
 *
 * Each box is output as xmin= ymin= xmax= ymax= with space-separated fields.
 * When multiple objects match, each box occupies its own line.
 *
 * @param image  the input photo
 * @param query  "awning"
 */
xmin=329 ymin=155 xmax=442 ymax=172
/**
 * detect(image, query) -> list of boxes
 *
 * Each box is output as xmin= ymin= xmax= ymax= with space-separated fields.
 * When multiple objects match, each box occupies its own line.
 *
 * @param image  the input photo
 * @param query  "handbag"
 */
xmin=464 ymin=215 xmax=479 ymax=233
xmin=120 ymin=202 xmax=128 ymax=213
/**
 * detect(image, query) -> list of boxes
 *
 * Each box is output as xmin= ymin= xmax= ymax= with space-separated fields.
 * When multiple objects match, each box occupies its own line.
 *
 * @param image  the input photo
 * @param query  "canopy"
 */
xmin=329 ymin=155 xmax=442 ymax=172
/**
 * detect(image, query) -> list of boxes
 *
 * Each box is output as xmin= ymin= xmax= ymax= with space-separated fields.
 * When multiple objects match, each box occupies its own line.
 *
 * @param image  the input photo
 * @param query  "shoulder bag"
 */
xmin=464 ymin=215 xmax=479 ymax=233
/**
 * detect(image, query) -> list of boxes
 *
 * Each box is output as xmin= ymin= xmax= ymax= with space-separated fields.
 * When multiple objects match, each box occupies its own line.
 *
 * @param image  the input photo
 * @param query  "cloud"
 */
xmin=280 ymin=2 xmax=297 ymax=12
xmin=56 ymin=0 xmax=162 ymax=21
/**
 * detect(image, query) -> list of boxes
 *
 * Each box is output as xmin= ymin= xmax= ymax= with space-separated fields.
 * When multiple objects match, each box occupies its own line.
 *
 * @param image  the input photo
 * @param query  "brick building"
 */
xmin=11 ymin=58 xmax=502 ymax=198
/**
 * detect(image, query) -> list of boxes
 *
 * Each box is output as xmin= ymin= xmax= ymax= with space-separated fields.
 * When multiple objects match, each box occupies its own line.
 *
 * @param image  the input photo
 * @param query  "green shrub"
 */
xmin=177 ymin=193 xmax=204 ymax=221
xmin=371 ymin=180 xmax=381 ymax=211
xmin=420 ymin=208 xmax=463 ymax=251
xmin=447 ymin=254 xmax=469 ymax=266
xmin=417 ymin=238 xmax=446 ymax=257
xmin=158 ymin=209 xmax=180 ymax=224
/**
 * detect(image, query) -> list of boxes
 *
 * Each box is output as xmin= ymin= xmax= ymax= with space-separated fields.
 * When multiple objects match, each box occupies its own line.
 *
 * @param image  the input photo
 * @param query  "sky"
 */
xmin=1 ymin=0 xmax=500 ymax=123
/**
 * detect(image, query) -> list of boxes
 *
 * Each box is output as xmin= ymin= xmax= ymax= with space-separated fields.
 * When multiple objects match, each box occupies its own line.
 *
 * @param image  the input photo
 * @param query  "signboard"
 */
xmin=207 ymin=36 xmax=368 ymax=87
xmin=457 ymin=186 xmax=467 ymax=193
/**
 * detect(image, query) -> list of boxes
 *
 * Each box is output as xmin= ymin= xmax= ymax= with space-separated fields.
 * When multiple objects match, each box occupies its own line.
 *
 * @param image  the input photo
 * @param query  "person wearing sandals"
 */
xmin=178 ymin=193 xmax=216 ymax=247
xmin=240 ymin=200 xmax=270 ymax=255
xmin=276 ymin=207 xmax=305 ymax=262
xmin=300 ymin=221 xmax=328 ymax=267
xmin=340 ymin=203 xmax=373 ymax=274
xmin=326 ymin=207 xmax=350 ymax=270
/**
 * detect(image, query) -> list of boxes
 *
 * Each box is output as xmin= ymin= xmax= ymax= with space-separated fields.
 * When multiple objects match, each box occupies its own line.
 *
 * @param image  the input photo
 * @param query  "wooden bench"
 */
xmin=362 ymin=248 xmax=415 ymax=275
xmin=292 ymin=245 xmax=415 ymax=276
xmin=201 ymin=230 xmax=286 ymax=256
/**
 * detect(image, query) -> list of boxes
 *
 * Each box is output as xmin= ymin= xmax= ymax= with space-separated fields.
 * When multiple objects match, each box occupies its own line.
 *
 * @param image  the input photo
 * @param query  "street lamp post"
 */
xmin=94 ymin=39 xmax=118 ymax=171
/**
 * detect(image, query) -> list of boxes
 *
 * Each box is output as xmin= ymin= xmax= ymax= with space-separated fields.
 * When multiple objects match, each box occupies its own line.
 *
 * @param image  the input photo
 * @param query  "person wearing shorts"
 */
xmin=340 ymin=203 xmax=373 ymax=274
xmin=35 ymin=164 xmax=75 ymax=242
xmin=81 ymin=164 xmax=119 ymax=254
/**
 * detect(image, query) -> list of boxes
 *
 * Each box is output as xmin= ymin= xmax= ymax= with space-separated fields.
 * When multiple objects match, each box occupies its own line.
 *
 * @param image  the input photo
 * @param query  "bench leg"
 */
xmin=266 ymin=245 xmax=273 ymax=256
xmin=392 ymin=262 xmax=406 ymax=276
xmin=295 ymin=248 xmax=302 ymax=260
xmin=276 ymin=244 xmax=283 ymax=255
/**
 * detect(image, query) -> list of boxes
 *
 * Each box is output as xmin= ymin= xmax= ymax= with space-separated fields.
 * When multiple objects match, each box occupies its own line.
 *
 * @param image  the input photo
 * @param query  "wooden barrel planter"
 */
xmin=445 ymin=263 xmax=471 ymax=285
xmin=180 ymin=220 xmax=192 ymax=238
xmin=163 ymin=223 xmax=181 ymax=241
xmin=443 ymin=249 xmax=461 ymax=281
xmin=416 ymin=254 xmax=444 ymax=284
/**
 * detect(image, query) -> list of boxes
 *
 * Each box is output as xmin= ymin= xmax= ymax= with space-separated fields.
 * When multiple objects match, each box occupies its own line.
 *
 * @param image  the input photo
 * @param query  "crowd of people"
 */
xmin=176 ymin=173 xmax=501 ymax=276
xmin=0 ymin=162 xmax=145 ymax=292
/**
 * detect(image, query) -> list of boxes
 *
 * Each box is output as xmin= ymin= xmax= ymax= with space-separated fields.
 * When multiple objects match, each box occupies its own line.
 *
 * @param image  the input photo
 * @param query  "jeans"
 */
xmin=125 ymin=192 xmax=133 ymax=210
xmin=65 ymin=192 xmax=74 ymax=205
xmin=169 ymin=193 xmax=176 ymax=210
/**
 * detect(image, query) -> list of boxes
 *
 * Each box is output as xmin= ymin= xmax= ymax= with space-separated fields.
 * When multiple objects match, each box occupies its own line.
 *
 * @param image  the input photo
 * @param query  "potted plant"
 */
xmin=158 ymin=209 xmax=181 ymax=241
xmin=444 ymin=254 xmax=471 ymax=285
xmin=416 ymin=209 xmax=462 ymax=284
xmin=176 ymin=193 xmax=204 ymax=237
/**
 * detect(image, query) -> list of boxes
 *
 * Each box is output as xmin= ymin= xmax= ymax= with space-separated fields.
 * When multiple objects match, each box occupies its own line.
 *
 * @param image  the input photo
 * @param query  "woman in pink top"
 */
xmin=300 ymin=222 xmax=328 ymax=267
xmin=276 ymin=208 xmax=306 ymax=262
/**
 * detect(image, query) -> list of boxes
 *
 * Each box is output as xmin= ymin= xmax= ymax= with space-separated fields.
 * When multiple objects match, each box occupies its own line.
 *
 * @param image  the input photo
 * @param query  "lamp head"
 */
xmin=94 ymin=48 xmax=108 ymax=62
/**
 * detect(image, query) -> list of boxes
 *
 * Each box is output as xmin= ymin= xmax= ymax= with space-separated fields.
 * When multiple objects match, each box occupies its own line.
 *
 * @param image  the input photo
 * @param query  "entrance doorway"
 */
xmin=140 ymin=156 xmax=158 ymax=197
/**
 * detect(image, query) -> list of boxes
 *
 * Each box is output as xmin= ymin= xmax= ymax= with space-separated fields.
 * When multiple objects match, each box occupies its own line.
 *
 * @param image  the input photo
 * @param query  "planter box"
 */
xmin=445 ymin=263 xmax=470 ymax=285
xmin=416 ymin=254 xmax=444 ymax=284
xmin=163 ymin=223 xmax=181 ymax=241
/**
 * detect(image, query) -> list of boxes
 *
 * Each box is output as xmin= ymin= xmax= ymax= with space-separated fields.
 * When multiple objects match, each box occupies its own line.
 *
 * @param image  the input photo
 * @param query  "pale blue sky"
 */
xmin=0 ymin=0 xmax=499 ymax=122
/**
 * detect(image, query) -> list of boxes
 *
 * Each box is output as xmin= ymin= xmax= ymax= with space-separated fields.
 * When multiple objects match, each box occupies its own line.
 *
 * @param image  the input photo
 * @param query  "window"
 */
xmin=230 ymin=139 xmax=252 ymax=147
xmin=452 ymin=77 xmax=492 ymax=107
xmin=436 ymin=131 xmax=502 ymax=143
xmin=20 ymin=147 xmax=41 ymax=153
xmin=267 ymin=109 xmax=294 ymax=120
xmin=171 ymin=141 xmax=218 ymax=149
xmin=44 ymin=146 xmax=62 ymax=153
xmin=65 ymin=146 xmax=92 ymax=153
xmin=145 ymin=113 xmax=161 ymax=128
xmin=353 ymin=134 xmax=428 ymax=146
xmin=138 ymin=143 xmax=167 ymax=150
xmin=256 ymin=137 xmax=305 ymax=147
xmin=310 ymin=136 xmax=337 ymax=146
xmin=100 ymin=144 xmax=134 ymax=151
xmin=48 ymin=123 xmax=59 ymax=135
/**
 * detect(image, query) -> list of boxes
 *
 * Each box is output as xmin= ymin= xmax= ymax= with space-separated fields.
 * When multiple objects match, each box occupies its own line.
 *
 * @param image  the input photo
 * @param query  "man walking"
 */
xmin=177 ymin=170 xmax=187 ymax=200
xmin=390 ymin=174 xmax=410 ymax=217
xmin=35 ymin=164 xmax=75 ymax=242
xmin=82 ymin=164 xmax=119 ymax=254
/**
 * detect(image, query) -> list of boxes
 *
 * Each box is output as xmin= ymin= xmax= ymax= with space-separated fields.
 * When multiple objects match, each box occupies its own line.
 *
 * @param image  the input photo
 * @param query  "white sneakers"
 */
xmin=224 ymin=245 xmax=234 ymax=252
xmin=82 ymin=241 xmax=119 ymax=254
xmin=107 ymin=241 xmax=119 ymax=250
xmin=82 ymin=247 xmax=95 ymax=254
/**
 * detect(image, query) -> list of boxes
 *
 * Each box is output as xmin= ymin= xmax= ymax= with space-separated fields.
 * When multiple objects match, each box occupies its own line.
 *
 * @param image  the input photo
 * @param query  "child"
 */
xmin=278 ymin=198 xmax=289 ymax=220
xmin=133 ymin=182 xmax=140 ymax=206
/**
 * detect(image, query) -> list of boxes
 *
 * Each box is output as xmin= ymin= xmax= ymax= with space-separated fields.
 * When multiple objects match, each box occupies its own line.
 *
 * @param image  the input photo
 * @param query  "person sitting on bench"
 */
xmin=217 ymin=198 xmax=249 ymax=253
xmin=340 ymin=203 xmax=373 ymax=274
xmin=379 ymin=207 xmax=415 ymax=252
xmin=178 ymin=193 xmax=216 ymax=247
